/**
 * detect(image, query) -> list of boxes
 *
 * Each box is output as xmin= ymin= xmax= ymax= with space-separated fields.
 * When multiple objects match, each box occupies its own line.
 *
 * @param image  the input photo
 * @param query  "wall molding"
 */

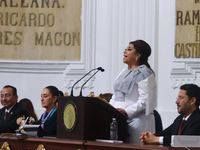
xmin=0 ymin=60 xmax=69 ymax=74
xmin=171 ymin=61 xmax=200 ymax=89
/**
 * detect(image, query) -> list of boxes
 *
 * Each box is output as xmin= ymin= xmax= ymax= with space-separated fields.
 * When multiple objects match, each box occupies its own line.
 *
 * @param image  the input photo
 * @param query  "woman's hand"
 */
xmin=16 ymin=117 xmax=23 ymax=125
xmin=116 ymin=108 xmax=127 ymax=114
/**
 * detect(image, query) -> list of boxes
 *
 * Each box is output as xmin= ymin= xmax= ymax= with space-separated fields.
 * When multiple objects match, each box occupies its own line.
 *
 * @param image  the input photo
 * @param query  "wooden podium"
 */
xmin=57 ymin=96 xmax=127 ymax=142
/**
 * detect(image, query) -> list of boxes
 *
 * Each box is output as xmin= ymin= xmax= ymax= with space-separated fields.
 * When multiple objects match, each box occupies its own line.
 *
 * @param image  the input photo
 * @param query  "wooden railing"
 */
xmin=0 ymin=136 xmax=198 ymax=150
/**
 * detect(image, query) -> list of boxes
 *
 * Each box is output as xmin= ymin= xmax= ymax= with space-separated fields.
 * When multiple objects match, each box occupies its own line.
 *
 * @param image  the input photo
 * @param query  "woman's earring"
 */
xmin=135 ymin=58 xmax=138 ymax=61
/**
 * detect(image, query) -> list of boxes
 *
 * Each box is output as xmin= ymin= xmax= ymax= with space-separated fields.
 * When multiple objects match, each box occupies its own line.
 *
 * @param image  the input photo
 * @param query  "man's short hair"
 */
xmin=3 ymin=85 xmax=17 ymax=96
xmin=180 ymin=84 xmax=200 ymax=107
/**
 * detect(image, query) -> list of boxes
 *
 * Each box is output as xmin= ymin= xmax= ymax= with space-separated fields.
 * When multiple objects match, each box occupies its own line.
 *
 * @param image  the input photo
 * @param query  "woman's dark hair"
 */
xmin=129 ymin=40 xmax=153 ymax=71
xmin=45 ymin=86 xmax=59 ymax=101
xmin=19 ymin=98 xmax=38 ymax=122
xmin=59 ymin=90 xmax=64 ymax=97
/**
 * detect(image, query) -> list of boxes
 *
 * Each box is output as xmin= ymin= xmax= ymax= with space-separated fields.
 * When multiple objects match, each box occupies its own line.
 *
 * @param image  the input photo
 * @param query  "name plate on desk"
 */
xmin=171 ymin=135 xmax=200 ymax=147
xmin=23 ymin=125 xmax=40 ymax=137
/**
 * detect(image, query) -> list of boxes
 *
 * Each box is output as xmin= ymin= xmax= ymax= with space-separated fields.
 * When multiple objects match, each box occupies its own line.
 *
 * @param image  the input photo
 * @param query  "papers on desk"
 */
xmin=96 ymin=139 xmax=123 ymax=143
xmin=171 ymin=135 xmax=200 ymax=147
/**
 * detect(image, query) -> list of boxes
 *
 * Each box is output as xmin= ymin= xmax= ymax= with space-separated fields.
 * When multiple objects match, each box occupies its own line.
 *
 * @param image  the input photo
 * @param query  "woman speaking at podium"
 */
xmin=36 ymin=86 xmax=59 ymax=137
xmin=109 ymin=40 xmax=157 ymax=144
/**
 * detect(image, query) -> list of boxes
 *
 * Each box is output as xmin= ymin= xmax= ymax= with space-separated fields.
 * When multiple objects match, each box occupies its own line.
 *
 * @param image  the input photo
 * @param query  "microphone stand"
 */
xmin=79 ymin=69 xmax=101 ymax=97
xmin=70 ymin=68 xmax=98 ymax=96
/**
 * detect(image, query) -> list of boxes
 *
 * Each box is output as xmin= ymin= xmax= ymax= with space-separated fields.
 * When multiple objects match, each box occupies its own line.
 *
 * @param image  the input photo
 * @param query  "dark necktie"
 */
xmin=178 ymin=119 xmax=186 ymax=135
xmin=4 ymin=111 xmax=8 ymax=120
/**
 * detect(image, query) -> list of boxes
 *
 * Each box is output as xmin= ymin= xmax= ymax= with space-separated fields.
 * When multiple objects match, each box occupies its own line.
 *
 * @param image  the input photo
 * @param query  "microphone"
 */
xmin=70 ymin=67 xmax=104 ymax=96
xmin=79 ymin=67 xmax=105 ymax=96
xmin=97 ymin=67 xmax=105 ymax=72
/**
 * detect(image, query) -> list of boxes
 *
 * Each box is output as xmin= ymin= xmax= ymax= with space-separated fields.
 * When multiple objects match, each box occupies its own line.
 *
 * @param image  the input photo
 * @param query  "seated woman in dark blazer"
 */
xmin=36 ymin=86 xmax=59 ymax=137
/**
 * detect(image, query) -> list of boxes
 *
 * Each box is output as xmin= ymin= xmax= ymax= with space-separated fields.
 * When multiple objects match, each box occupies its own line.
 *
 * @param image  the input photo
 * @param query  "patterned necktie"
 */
xmin=178 ymin=120 xmax=186 ymax=135
xmin=4 ymin=111 xmax=8 ymax=120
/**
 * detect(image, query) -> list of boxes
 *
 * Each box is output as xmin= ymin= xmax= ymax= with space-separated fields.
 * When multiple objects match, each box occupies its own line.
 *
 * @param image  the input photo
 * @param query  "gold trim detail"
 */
xmin=1 ymin=142 xmax=10 ymax=150
xmin=37 ymin=144 xmax=46 ymax=150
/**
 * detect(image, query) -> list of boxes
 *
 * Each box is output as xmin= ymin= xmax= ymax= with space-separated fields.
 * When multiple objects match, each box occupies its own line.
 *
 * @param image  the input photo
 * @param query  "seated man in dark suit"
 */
xmin=0 ymin=85 xmax=29 ymax=133
xmin=140 ymin=84 xmax=200 ymax=146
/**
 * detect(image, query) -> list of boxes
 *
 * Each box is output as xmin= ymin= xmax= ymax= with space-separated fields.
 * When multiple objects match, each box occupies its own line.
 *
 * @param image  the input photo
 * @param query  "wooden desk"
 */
xmin=0 ymin=136 xmax=199 ymax=150
xmin=84 ymin=141 xmax=199 ymax=150
xmin=0 ymin=136 xmax=84 ymax=150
